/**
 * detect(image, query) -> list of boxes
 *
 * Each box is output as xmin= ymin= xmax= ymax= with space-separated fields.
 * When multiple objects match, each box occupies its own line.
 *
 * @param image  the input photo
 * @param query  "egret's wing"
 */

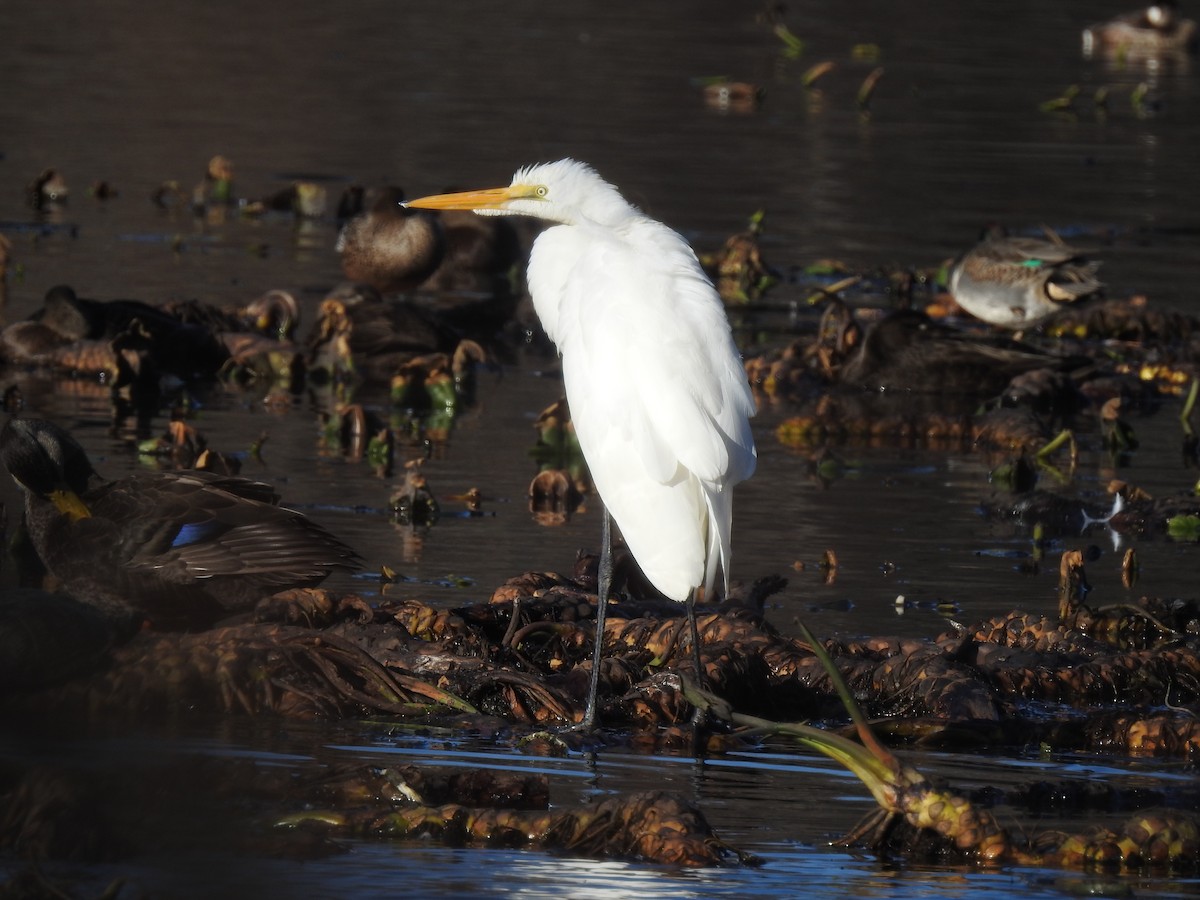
xmin=536 ymin=220 xmax=755 ymax=599
xmin=629 ymin=221 xmax=757 ymax=486
xmin=553 ymin=222 xmax=755 ymax=483
xmin=625 ymin=225 xmax=756 ymax=597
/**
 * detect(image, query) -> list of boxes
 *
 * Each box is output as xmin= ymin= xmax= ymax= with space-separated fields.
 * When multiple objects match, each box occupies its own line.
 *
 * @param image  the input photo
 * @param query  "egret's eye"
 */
xmin=535 ymin=185 xmax=549 ymax=198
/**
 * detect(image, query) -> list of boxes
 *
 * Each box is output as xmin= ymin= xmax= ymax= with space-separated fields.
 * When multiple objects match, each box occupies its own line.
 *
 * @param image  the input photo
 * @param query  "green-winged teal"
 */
xmin=948 ymin=228 xmax=1102 ymax=329
xmin=1082 ymin=2 xmax=1198 ymax=59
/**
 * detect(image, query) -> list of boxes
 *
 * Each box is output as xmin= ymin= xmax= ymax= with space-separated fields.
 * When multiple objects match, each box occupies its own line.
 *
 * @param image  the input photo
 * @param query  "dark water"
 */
xmin=3 ymin=1 xmax=1200 ymax=897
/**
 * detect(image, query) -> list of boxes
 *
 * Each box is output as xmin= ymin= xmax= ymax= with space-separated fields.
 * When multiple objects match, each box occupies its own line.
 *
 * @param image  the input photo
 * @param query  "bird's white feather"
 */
xmin=523 ymin=161 xmax=756 ymax=600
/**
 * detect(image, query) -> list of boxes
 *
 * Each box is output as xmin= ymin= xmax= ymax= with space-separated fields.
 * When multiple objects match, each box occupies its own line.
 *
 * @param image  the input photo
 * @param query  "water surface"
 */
xmin=2 ymin=1 xmax=1199 ymax=897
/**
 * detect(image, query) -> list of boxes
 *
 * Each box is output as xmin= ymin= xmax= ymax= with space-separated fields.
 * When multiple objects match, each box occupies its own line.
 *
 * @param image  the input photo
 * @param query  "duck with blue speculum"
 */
xmin=0 ymin=417 xmax=362 ymax=632
xmin=947 ymin=227 xmax=1103 ymax=330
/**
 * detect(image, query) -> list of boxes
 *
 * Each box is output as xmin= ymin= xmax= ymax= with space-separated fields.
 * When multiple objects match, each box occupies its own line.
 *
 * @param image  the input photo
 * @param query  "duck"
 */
xmin=1082 ymin=2 xmax=1198 ymax=59
xmin=241 ymin=288 xmax=300 ymax=341
xmin=947 ymin=227 xmax=1102 ymax=329
xmin=337 ymin=185 xmax=446 ymax=292
xmin=0 ymin=285 xmax=231 ymax=380
xmin=210 ymin=289 xmax=305 ymax=384
xmin=160 ymin=288 xmax=299 ymax=343
xmin=36 ymin=284 xmax=173 ymax=343
xmin=193 ymin=154 xmax=236 ymax=211
xmin=0 ymin=417 xmax=361 ymax=631
xmin=821 ymin=305 xmax=1088 ymax=398
xmin=337 ymin=183 xmax=523 ymax=301
xmin=26 ymin=168 xmax=69 ymax=210
xmin=419 ymin=206 xmax=522 ymax=294
xmin=249 ymin=181 xmax=328 ymax=219
xmin=304 ymin=283 xmax=460 ymax=382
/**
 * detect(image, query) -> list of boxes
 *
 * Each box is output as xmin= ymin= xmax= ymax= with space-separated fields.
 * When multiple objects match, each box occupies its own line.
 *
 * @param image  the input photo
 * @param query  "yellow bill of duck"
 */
xmin=50 ymin=487 xmax=92 ymax=521
xmin=0 ymin=416 xmax=361 ymax=632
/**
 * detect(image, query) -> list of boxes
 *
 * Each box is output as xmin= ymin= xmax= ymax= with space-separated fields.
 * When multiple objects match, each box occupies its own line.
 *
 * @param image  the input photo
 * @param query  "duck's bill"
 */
xmin=50 ymin=488 xmax=92 ymax=521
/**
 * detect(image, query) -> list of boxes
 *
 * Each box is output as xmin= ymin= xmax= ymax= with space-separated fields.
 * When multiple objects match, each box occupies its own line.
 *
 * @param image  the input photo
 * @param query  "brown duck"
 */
xmin=1 ymin=417 xmax=361 ymax=631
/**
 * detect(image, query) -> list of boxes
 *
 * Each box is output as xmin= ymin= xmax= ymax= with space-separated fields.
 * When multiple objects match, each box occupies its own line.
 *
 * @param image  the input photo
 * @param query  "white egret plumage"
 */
xmin=406 ymin=159 xmax=757 ymax=726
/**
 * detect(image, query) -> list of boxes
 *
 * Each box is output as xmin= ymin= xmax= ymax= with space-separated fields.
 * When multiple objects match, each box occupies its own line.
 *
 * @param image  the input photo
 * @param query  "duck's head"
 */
xmin=0 ymin=418 xmax=97 ymax=520
xmin=1147 ymin=3 xmax=1177 ymax=29
xmin=245 ymin=289 xmax=300 ymax=340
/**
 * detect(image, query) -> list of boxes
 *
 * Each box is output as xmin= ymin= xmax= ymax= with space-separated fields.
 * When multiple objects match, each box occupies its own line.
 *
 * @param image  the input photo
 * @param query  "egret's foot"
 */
xmin=678 ymin=673 xmax=734 ymax=727
xmin=555 ymin=717 xmax=593 ymax=735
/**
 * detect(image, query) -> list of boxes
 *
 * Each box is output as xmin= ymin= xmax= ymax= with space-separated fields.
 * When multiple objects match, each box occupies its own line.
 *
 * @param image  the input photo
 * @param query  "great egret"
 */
xmin=948 ymin=227 xmax=1102 ymax=328
xmin=406 ymin=159 xmax=757 ymax=726
xmin=0 ymin=417 xmax=361 ymax=632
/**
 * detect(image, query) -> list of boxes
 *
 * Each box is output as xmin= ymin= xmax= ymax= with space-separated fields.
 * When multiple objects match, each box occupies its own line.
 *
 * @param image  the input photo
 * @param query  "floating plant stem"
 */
xmin=1131 ymin=82 xmax=1150 ymax=115
xmin=1030 ymin=429 xmax=1076 ymax=482
xmin=1039 ymin=84 xmax=1080 ymax=113
xmin=851 ymin=43 xmax=882 ymax=63
xmin=801 ymin=61 xmax=835 ymax=88
xmin=730 ymin=708 xmax=901 ymax=808
xmin=773 ymin=23 xmax=806 ymax=59
xmin=796 ymin=620 xmax=897 ymax=768
xmin=1180 ymin=377 xmax=1198 ymax=438
xmin=719 ymin=615 xmax=902 ymax=795
xmin=857 ymin=67 xmax=884 ymax=110
xmin=804 ymin=275 xmax=862 ymax=306
xmin=724 ymin=623 xmax=1015 ymax=863
xmin=1034 ymin=429 xmax=1077 ymax=474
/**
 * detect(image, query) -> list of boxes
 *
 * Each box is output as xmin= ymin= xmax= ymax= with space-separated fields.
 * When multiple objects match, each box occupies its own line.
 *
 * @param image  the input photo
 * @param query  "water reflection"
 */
xmin=3 ymin=0 xmax=1200 ymax=896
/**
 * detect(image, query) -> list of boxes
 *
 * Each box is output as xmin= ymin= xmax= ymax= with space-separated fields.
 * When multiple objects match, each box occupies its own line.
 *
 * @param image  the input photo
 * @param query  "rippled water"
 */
xmin=3 ymin=1 xmax=1200 ymax=897
xmin=5 ymin=718 xmax=1198 ymax=899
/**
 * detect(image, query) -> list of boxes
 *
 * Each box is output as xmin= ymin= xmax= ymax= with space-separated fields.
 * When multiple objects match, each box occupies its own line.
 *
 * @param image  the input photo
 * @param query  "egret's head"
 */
xmin=404 ymin=159 xmax=634 ymax=228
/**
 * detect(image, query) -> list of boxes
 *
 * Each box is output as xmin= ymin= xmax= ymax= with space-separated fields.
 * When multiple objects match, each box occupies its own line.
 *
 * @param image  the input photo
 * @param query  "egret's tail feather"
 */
xmin=704 ymin=484 xmax=734 ymax=601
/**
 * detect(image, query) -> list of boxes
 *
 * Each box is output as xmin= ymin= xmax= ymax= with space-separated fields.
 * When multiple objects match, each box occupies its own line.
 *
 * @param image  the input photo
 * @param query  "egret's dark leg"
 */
xmin=685 ymin=590 xmax=713 ymax=737
xmin=581 ymin=508 xmax=612 ymax=729
xmin=686 ymin=590 xmax=703 ymax=684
